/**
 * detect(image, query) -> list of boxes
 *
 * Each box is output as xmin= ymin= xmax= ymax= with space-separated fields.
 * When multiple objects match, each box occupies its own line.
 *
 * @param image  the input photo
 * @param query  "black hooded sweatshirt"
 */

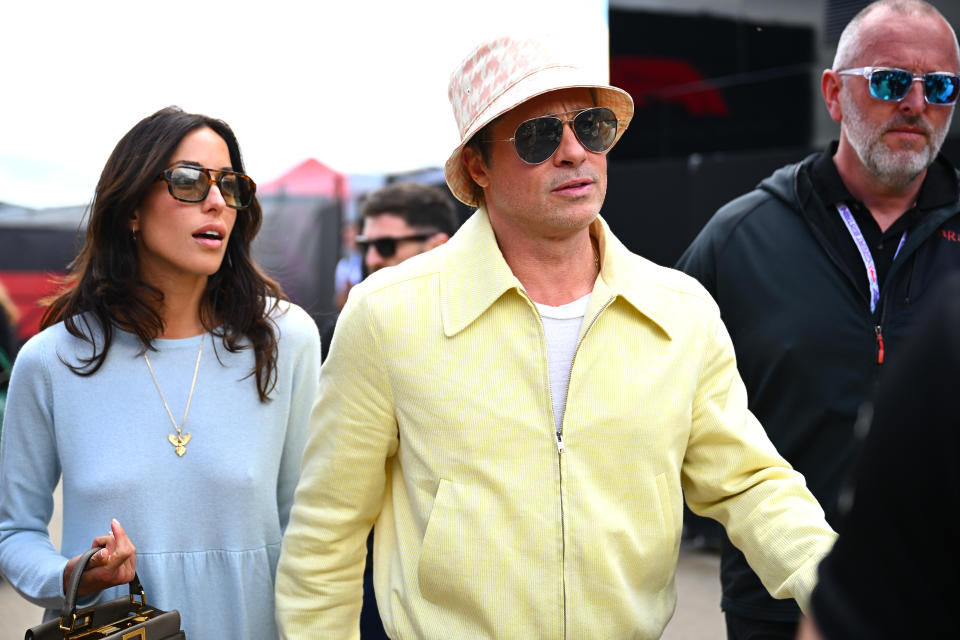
xmin=676 ymin=146 xmax=960 ymax=621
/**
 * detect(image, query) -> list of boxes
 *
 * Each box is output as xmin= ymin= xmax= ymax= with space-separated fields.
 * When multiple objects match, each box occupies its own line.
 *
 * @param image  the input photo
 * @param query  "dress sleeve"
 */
xmin=275 ymin=305 xmax=322 ymax=533
xmin=0 ymin=334 xmax=70 ymax=609
xmin=275 ymin=292 xmax=397 ymax=639
xmin=681 ymin=309 xmax=837 ymax=613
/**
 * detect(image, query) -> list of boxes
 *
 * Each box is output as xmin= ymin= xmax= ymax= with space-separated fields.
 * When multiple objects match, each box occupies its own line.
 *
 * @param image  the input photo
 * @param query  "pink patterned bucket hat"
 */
xmin=444 ymin=35 xmax=634 ymax=206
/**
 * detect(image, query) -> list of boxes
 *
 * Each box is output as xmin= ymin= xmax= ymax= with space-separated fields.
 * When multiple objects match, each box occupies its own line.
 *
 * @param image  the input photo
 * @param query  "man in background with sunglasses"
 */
xmin=356 ymin=182 xmax=459 ymax=275
xmin=277 ymin=35 xmax=835 ymax=639
xmin=677 ymin=2 xmax=960 ymax=638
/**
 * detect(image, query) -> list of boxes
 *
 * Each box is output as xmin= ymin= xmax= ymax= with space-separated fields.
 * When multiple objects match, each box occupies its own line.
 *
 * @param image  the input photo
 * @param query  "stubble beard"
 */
xmin=543 ymin=170 xmax=606 ymax=229
xmin=840 ymin=89 xmax=950 ymax=188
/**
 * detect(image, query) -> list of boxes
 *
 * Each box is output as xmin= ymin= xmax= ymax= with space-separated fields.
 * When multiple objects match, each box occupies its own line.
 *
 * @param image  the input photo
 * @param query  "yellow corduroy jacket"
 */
xmin=276 ymin=209 xmax=836 ymax=640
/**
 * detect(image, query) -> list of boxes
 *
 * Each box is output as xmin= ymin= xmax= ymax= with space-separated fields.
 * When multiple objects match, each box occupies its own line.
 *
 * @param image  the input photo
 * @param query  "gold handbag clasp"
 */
xmin=122 ymin=629 xmax=146 ymax=640
xmin=59 ymin=612 xmax=93 ymax=633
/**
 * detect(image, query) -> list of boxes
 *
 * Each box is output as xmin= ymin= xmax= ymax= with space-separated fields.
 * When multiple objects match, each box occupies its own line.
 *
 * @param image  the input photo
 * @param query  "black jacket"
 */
xmin=676 ymin=150 xmax=960 ymax=620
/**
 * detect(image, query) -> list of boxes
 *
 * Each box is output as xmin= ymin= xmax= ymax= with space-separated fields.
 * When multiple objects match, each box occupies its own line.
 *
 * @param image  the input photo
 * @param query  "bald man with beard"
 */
xmin=677 ymin=1 xmax=960 ymax=638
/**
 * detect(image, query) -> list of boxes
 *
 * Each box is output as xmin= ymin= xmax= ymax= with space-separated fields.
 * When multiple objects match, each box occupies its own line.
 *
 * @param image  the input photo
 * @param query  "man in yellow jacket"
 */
xmin=276 ymin=35 xmax=837 ymax=640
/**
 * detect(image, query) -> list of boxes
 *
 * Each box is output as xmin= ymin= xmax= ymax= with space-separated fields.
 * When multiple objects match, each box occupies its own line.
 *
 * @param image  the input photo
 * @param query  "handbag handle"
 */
xmin=59 ymin=546 xmax=147 ymax=633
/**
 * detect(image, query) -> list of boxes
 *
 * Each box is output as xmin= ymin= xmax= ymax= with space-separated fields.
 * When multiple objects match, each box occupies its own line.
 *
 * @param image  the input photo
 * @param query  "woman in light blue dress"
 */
xmin=0 ymin=106 xmax=321 ymax=638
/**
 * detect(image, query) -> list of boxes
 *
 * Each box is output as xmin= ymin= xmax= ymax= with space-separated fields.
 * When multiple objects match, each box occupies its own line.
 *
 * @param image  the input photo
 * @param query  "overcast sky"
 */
xmin=1 ymin=0 xmax=608 ymax=209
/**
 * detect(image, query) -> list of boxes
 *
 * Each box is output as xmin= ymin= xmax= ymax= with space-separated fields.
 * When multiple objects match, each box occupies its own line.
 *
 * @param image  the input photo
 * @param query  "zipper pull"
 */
xmin=556 ymin=431 xmax=565 ymax=454
xmin=875 ymin=325 xmax=885 ymax=364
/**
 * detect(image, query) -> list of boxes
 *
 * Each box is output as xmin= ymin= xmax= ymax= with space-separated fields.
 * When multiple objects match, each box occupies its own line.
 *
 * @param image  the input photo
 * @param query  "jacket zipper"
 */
xmin=875 ymin=251 xmax=918 ymax=363
xmin=533 ymin=292 xmax=614 ymax=639
xmin=530 ymin=301 xmax=566 ymax=639
xmin=555 ymin=430 xmax=566 ymax=640
xmin=874 ymin=325 xmax=885 ymax=364
xmin=553 ymin=295 xmax=614 ymax=639
xmin=808 ymin=220 xmax=889 ymax=363
xmin=558 ymin=294 xmax=614 ymax=447
xmin=807 ymin=215 xmax=903 ymax=366
xmin=875 ymin=284 xmax=892 ymax=364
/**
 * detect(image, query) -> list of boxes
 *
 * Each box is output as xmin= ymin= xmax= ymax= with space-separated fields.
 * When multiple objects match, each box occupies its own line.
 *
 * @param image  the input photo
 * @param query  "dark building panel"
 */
xmin=609 ymin=9 xmax=815 ymax=159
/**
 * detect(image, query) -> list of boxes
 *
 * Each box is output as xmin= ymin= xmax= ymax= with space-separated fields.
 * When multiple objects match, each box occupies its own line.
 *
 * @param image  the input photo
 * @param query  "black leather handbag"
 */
xmin=25 ymin=545 xmax=185 ymax=639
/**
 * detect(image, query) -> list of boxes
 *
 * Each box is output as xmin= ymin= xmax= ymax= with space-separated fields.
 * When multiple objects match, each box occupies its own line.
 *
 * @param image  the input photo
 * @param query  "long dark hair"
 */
xmin=42 ymin=106 xmax=285 ymax=402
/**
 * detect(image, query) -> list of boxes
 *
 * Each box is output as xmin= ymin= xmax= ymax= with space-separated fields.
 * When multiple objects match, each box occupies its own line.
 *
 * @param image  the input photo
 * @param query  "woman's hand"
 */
xmin=62 ymin=518 xmax=137 ymax=597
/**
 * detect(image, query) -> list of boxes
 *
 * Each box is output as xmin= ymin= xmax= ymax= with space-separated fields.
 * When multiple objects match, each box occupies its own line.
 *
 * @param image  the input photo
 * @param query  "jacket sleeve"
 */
xmin=275 ymin=291 xmax=398 ymax=639
xmin=0 ymin=334 xmax=70 ymax=610
xmin=681 ymin=309 xmax=837 ymax=613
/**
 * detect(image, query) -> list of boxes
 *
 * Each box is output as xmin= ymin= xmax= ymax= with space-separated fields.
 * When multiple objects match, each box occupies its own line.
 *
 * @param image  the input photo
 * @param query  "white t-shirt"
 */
xmin=534 ymin=292 xmax=591 ymax=434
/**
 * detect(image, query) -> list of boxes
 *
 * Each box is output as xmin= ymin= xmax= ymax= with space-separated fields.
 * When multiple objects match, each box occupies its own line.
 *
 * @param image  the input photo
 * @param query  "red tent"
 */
xmin=0 ymin=205 xmax=85 ymax=342
xmin=251 ymin=158 xmax=346 ymax=322
xmin=258 ymin=158 xmax=349 ymax=201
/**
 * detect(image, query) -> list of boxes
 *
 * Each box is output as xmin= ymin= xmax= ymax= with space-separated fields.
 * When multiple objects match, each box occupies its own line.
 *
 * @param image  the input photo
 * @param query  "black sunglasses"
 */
xmin=355 ymin=233 xmax=436 ymax=258
xmin=485 ymin=106 xmax=621 ymax=164
xmin=158 ymin=165 xmax=257 ymax=209
xmin=837 ymin=67 xmax=960 ymax=105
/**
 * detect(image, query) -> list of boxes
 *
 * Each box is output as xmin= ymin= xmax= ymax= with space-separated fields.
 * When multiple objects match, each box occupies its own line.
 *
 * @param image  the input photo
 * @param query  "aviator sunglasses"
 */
xmin=355 ymin=232 xmax=437 ymax=258
xmin=158 ymin=164 xmax=257 ymax=209
xmin=485 ymin=106 xmax=621 ymax=164
xmin=837 ymin=67 xmax=960 ymax=105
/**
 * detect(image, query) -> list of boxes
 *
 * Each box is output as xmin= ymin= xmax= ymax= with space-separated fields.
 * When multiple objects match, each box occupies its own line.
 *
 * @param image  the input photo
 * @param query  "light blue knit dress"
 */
xmin=0 ymin=302 xmax=320 ymax=639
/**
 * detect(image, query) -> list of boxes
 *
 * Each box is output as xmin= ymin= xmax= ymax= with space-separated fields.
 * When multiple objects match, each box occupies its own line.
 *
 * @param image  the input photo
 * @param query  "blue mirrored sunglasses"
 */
xmin=838 ymin=66 xmax=960 ymax=105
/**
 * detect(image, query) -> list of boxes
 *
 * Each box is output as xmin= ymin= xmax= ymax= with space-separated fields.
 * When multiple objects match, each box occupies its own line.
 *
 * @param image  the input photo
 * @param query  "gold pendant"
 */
xmin=168 ymin=432 xmax=192 ymax=457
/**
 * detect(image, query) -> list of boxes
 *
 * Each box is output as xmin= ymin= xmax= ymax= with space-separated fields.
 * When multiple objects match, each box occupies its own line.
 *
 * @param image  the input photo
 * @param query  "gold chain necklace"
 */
xmin=144 ymin=334 xmax=203 ymax=457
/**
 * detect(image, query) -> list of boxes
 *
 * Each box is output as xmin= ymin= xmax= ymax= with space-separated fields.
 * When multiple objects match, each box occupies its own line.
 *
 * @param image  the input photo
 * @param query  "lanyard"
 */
xmin=836 ymin=203 xmax=907 ymax=314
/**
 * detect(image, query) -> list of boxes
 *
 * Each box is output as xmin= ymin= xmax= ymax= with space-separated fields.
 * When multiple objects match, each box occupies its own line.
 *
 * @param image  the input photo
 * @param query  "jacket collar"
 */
xmin=440 ymin=208 xmax=674 ymax=339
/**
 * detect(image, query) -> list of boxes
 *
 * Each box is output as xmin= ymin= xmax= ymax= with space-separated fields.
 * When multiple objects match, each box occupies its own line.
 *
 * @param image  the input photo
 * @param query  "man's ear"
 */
xmin=426 ymin=232 xmax=451 ymax=250
xmin=463 ymin=146 xmax=490 ymax=189
xmin=822 ymin=69 xmax=844 ymax=124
